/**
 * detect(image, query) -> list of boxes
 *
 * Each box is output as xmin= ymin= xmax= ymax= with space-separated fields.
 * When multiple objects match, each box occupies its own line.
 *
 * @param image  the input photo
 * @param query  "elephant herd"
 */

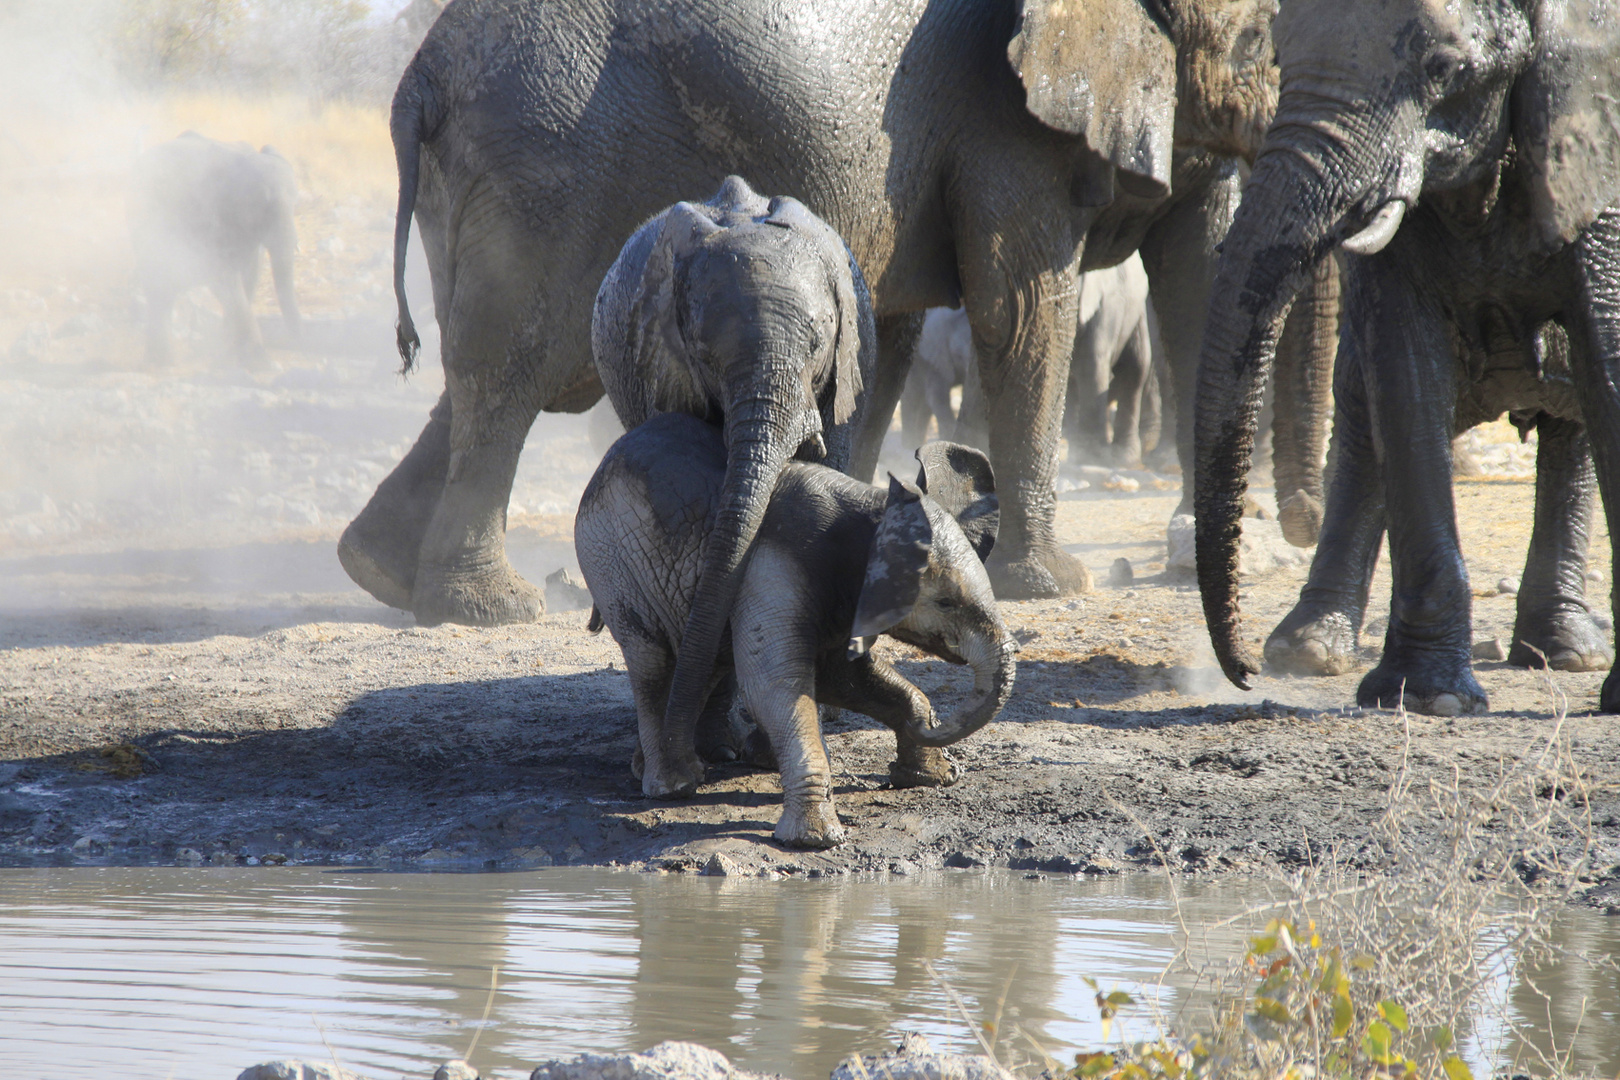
xmin=129 ymin=0 xmax=1620 ymax=839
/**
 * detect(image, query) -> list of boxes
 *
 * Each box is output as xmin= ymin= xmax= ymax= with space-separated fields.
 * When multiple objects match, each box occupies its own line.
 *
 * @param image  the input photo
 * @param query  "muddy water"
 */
xmin=0 ymin=869 xmax=1612 ymax=1080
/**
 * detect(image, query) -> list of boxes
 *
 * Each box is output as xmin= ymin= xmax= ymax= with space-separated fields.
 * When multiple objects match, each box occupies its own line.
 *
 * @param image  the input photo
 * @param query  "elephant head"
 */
xmin=592 ymin=176 xmax=874 ymax=796
xmin=1193 ymin=0 xmax=1620 ymax=687
xmin=847 ymin=444 xmax=1016 ymax=749
xmin=1008 ymin=0 xmax=1281 ymax=201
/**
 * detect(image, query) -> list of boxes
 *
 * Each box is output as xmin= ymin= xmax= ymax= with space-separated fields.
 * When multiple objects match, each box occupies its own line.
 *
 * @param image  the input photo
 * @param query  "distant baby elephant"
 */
xmin=129 ymin=132 xmax=300 ymax=365
xmin=898 ymin=306 xmax=986 ymax=451
xmin=576 ymin=412 xmax=1017 ymax=848
xmin=1063 ymin=254 xmax=1162 ymax=469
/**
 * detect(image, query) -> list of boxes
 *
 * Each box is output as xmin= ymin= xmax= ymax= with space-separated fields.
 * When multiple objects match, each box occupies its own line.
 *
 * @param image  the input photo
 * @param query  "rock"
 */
xmin=237 ymin=1062 xmax=359 ymax=1080
xmin=435 ymin=1061 xmax=480 ymax=1080
xmin=1497 ymin=577 xmax=1519 ymax=595
xmin=545 ymin=568 xmax=594 ymax=613
xmin=1588 ymin=568 xmax=1606 ymax=584
xmin=1108 ymin=557 xmax=1134 ymax=586
xmin=1472 ymin=637 xmax=1508 ymax=662
xmin=830 ymin=1033 xmax=1016 ymax=1080
xmin=1165 ymin=514 xmax=1310 ymax=578
xmin=700 ymin=852 xmax=741 ymax=877
xmin=530 ymin=1041 xmax=771 ymax=1080
xmin=1103 ymin=472 xmax=1140 ymax=493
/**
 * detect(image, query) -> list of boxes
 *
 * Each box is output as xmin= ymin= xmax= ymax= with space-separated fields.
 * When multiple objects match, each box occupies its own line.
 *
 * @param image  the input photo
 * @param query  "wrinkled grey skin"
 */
xmin=589 ymin=178 xmax=874 ymax=799
xmin=129 ymin=132 xmax=300 ymax=366
xmin=576 ymin=413 xmax=1016 ymax=843
xmin=338 ymin=0 xmax=1285 ymax=627
xmin=1194 ymin=0 xmax=1620 ymax=714
xmin=1063 ymin=255 xmax=1162 ymax=469
xmin=898 ymin=307 xmax=986 ymax=452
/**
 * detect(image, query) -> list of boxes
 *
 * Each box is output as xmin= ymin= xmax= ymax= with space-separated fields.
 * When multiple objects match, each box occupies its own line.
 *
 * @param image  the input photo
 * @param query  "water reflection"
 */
xmin=0 ymin=868 xmax=1612 ymax=1080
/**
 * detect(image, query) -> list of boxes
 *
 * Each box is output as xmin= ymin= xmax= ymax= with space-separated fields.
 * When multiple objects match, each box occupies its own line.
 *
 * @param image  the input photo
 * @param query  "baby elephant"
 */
xmin=576 ymin=413 xmax=1017 ymax=848
xmin=130 ymin=132 xmax=300 ymax=365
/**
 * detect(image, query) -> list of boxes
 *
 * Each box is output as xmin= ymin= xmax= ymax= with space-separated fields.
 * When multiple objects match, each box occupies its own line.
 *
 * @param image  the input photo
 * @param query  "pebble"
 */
xmin=1108 ymin=557 xmax=1134 ymax=586
xmin=1589 ymin=569 xmax=1607 ymax=584
xmin=1497 ymin=577 xmax=1519 ymax=595
xmin=700 ymin=852 xmax=740 ymax=877
xmin=1472 ymin=637 xmax=1507 ymax=662
xmin=434 ymin=1061 xmax=480 ymax=1080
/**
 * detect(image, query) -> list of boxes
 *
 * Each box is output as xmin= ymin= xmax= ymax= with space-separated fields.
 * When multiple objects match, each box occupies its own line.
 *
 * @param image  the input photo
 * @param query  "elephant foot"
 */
xmin=1277 ymin=489 xmax=1323 ymax=548
xmin=1508 ymin=610 xmax=1614 ymax=672
xmin=1600 ymin=670 xmax=1620 ymax=714
xmin=890 ymin=745 xmax=959 ymax=789
xmin=696 ymin=684 xmax=751 ymax=764
xmin=642 ymin=752 xmax=706 ymax=800
xmin=774 ymin=798 xmax=846 ymax=849
xmin=337 ymin=519 xmax=415 ymax=611
xmin=1265 ymin=607 xmax=1359 ymax=676
xmin=1356 ymin=658 xmax=1487 ymax=716
xmin=987 ymin=546 xmax=1092 ymax=599
xmin=410 ymin=558 xmax=544 ymax=627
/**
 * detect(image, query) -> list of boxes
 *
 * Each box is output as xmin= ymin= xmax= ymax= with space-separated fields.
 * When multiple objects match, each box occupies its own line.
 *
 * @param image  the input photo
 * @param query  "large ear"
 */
xmin=914 ymin=442 xmax=999 ymax=563
xmin=1007 ymin=0 xmax=1177 ymax=198
xmin=1513 ymin=0 xmax=1620 ymax=250
xmin=849 ymin=475 xmax=933 ymax=652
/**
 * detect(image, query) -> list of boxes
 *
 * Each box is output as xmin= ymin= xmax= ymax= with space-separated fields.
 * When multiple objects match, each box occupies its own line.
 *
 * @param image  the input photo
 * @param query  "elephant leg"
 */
xmin=923 ymin=369 xmax=959 ymax=443
xmin=211 ymin=270 xmax=264 ymax=364
xmin=1066 ymin=322 xmax=1112 ymax=467
xmin=817 ymin=653 xmax=958 ymax=789
xmin=1266 ymin=341 xmax=1384 ymax=675
xmin=1108 ymin=327 xmax=1150 ymax=468
xmin=898 ymin=368 xmax=931 ymax=450
xmin=1350 ymin=270 xmax=1483 ymax=716
xmin=1508 ymin=415 xmax=1609 ymax=671
xmin=1271 ymin=256 xmax=1340 ymax=547
xmin=694 ymin=669 xmax=751 ymax=764
xmin=956 ymin=198 xmax=1089 ymax=597
xmin=621 ymin=635 xmax=675 ymax=785
xmin=143 ymin=279 xmax=177 ymax=366
xmin=339 ymin=390 xmax=452 ymax=610
xmin=1138 ymin=160 xmax=1241 ymax=507
xmin=849 ymin=313 xmax=923 ymax=482
xmin=734 ymin=628 xmax=842 ymax=849
xmin=1568 ymin=213 xmax=1620 ymax=712
xmin=268 ymin=231 xmax=301 ymax=345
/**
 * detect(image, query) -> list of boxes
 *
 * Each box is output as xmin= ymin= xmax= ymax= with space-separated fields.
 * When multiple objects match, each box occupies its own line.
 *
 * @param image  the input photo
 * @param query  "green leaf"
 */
xmin=1076 ymin=1052 xmax=1115 ymax=1077
xmin=1442 ymin=1056 xmax=1474 ymax=1080
xmin=1429 ymin=1026 xmax=1454 ymax=1051
xmin=1378 ymin=999 xmax=1410 ymax=1033
xmin=1249 ymin=934 xmax=1278 ymax=956
xmin=1362 ymin=1020 xmax=1393 ymax=1063
xmin=1105 ymin=991 xmax=1135 ymax=1008
xmin=1253 ymin=996 xmax=1293 ymax=1024
xmin=1350 ymin=953 xmax=1376 ymax=971
xmin=1083 ymin=977 xmax=1100 ymax=991
xmin=1331 ymin=991 xmax=1354 ymax=1038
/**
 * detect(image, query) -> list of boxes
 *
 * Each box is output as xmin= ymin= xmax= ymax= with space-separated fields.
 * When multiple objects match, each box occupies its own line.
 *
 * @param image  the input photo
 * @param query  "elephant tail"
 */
xmin=390 ymin=56 xmax=438 ymax=374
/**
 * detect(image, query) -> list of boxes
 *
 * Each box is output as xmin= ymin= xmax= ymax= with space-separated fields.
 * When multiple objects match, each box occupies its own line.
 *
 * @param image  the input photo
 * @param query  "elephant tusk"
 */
xmin=1341 ymin=201 xmax=1405 ymax=256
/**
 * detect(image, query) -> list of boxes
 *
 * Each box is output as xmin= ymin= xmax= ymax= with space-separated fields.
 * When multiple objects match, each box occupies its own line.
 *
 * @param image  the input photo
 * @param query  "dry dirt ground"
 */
xmin=2 ymin=94 xmax=1617 ymax=901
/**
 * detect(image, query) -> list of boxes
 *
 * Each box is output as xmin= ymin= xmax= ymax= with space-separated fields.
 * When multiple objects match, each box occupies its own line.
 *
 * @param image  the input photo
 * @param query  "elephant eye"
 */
xmin=1424 ymin=52 xmax=1468 ymax=90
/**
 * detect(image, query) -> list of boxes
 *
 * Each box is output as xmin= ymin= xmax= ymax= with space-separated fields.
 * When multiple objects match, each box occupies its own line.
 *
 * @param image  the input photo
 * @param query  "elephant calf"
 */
xmin=129 ymin=132 xmax=300 ymax=365
xmin=576 ymin=413 xmax=1017 ymax=848
xmin=1063 ymin=254 xmax=1164 ymax=470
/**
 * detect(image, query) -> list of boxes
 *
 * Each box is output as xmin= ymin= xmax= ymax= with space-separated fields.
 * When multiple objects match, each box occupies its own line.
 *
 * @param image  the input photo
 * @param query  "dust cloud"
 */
xmin=0 ymin=0 xmax=603 ymax=628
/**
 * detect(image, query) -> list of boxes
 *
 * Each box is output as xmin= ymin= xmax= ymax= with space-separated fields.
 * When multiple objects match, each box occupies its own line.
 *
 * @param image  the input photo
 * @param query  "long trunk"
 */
xmin=900 ymin=632 xmax=1018 ymax=747
xmin=1194 ymin=145 xmax=1367 ymax=688
xmin=657 ymin=391 xmax=805 ymax=780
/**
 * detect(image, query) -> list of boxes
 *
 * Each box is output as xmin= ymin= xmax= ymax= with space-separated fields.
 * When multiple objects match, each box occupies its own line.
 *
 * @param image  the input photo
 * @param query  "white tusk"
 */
xmin=1341 ymin=201 xmax=1405 ymax=255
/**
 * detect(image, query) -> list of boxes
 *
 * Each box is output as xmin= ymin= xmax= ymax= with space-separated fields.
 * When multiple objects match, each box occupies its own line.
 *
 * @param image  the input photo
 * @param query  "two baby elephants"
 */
xmin=575 ymin=179 xmax=1020 ymax=849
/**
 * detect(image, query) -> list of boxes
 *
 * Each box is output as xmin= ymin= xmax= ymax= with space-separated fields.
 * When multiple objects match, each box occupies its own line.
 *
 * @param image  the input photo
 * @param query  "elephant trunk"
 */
xmin=656 ymin=365 xmax=820 ymax=784
xmin=1195 ymin=125 xmax=1379 ymax=688
xmin=900 ymin=630 xmax=1018 ymax=748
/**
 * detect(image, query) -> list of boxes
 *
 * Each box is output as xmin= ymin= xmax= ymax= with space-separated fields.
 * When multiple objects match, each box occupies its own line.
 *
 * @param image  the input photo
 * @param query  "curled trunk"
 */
xmin=900 ymin=632 xmax=1018 ymax=747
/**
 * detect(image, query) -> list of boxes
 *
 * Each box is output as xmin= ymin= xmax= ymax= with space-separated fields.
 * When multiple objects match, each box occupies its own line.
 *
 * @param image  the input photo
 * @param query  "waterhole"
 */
xmin=0 ymin=868 xmax=1612 ymax=1079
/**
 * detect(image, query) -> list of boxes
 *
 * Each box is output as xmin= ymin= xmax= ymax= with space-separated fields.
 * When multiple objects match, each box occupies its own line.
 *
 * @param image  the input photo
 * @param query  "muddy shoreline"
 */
xmin=5 ymin=486 xmax=1617 ymax=908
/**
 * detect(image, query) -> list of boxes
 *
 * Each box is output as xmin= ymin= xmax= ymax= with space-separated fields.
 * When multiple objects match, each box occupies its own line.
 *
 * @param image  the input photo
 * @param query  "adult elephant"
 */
xmin=337 ymin=0 xmax=1284 ymax=625
xmin=1193 ymin=0 xmax=1620 ymax=713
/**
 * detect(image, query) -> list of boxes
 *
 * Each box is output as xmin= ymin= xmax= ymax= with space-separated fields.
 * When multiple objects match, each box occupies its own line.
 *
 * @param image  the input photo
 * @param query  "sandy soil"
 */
xmin=2 ymin=94 xmax=1616 ymax=902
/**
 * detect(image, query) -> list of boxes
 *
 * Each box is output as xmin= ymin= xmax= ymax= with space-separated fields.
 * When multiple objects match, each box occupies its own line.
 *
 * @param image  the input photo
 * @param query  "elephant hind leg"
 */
xmin=339 ymin=390 xmax=452 ymax=610
xmin=1509 ymin=415 xmax=1612 ymax=672
xmin=621 ymin=635 xmax=676 ymax=785
xmin=818 ymin=653 xmax=957 ymax=789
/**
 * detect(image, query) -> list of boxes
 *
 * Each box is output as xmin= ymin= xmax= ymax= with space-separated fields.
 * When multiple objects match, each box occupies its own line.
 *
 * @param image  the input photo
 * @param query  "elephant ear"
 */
xmin=1513 ymin=0 xmax=1620 ymax=250
xmin=914 ymin=442 xmax=999 ymax=563
xmin=849 ymin=475 xmax=933 ymax=650
xmin=1007 ymin=0 xmax=1177 ymax=198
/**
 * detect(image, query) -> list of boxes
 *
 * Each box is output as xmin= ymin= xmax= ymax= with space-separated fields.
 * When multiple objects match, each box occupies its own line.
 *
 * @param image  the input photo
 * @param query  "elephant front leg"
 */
xmin=1508 ymin=414 xmax=1611 ymax=672
xmin=1266 ymin=342 xmax=1384 ymax=676
xmin=849 ymin=313 xmax=923 ymax=482
xmin=818 ymin=653 xmax=958 ymax=789
xmin=958 ymin=223 xmax=1090 ymax=597
xmin=1350 ymin=267 xmax=1483 ymax=716
xmin=1569 ymin=213 xmax=1620 ymax=712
